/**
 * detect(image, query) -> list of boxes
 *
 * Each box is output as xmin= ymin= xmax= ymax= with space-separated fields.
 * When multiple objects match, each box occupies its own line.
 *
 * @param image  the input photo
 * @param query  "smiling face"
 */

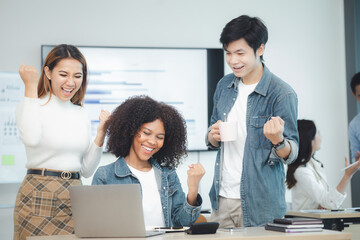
xmin=128 ymin=119 xmax=165 ymax=167
xmin=225 ymin=38 xmax=264 ymax=83
xmin=45 ymin=58 xmax=84 ymax=101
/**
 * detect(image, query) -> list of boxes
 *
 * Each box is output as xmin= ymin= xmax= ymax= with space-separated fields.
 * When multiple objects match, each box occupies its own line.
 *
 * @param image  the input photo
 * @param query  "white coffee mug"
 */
xmin=218 ymin=121 xmax=238 ymax=142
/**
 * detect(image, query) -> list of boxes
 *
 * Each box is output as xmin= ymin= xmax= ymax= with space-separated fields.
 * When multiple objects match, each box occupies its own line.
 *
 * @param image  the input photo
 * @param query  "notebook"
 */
xmin=273 ymin=217 xmax=323 ymax=225
xmin=266 ymin=222 xmax=324 ymax=229
xmin=69 ymin=184 xmax=164 ymax=238
xmin=265 ymin=224 xmax=323 ymax=233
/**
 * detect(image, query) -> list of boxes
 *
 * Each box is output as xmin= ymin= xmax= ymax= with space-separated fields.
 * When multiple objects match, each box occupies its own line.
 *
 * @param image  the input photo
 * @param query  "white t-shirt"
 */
xmin=220 ymin=80 xmax=257 ymax=199
xmin=128 ymin=165 xmax=165 ymax=229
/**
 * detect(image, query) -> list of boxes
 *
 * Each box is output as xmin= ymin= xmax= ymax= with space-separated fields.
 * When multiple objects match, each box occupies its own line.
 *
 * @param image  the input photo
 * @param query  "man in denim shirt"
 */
xmin=349 ymin=72 xmax=360 ymax=162
xmin=206 ymin=15 xmax=299 ymax=227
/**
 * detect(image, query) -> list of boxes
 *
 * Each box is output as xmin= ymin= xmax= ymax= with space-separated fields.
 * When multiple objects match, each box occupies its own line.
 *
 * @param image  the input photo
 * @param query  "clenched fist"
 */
xmin=19 ymin=63 xmax=39 ymax=87
xmin=94 ymin=109 xmax=111 ymax=147
xmin=97 ymin=110 xmax=111 ymax=135
xmin=19 ymin=63 xmax=39 ymax=98
xmin=263 ymin=116 xmax=285 ymax=145
xmin=186 ymin=162 xmax=205 ymax=205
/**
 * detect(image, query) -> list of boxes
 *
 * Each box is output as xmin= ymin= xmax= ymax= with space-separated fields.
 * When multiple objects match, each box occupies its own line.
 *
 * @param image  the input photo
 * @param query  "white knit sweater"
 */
xmin=16 ymin=94 xmax=102 ymax=178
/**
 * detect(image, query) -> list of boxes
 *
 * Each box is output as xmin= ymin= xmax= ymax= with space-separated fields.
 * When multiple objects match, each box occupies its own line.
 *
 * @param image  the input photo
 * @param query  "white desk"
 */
xmin=286 ymin=210 xmax=360 ymax=220
xmin=286 ymin=210 xmax=360 ymax=231
xmin=27 ymin=227 xmax=351 ymax=240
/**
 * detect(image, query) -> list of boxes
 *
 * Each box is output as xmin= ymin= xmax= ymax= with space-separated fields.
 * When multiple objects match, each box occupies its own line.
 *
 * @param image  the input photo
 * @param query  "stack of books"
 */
xmin=265 ymin=217 xmax=324 ymax=233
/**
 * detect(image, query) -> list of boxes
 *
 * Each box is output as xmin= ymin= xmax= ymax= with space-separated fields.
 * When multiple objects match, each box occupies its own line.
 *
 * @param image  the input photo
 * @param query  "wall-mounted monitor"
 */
xmin=41 ymin=45 xmax=224 ymax=151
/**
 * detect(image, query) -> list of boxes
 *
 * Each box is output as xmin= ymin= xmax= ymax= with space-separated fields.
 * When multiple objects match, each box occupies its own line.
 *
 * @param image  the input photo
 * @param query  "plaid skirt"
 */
xmin=13 ymin=173 xmax=81 ymax=240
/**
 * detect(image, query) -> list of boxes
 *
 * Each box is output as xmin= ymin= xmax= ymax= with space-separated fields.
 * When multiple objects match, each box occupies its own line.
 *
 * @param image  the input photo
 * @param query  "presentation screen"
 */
xmin=42 ymin=45 xmax=224 ymax=151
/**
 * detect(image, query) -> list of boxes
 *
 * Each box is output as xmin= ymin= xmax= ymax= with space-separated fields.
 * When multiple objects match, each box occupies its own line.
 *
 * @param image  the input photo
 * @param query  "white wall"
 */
xmin=0 ymin=0 xmax=349 ymax=238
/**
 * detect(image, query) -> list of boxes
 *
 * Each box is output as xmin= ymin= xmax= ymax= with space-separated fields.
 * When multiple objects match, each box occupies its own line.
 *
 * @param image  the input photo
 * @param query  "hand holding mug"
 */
xmin=209 ymin=120 xmax=222 ymax=142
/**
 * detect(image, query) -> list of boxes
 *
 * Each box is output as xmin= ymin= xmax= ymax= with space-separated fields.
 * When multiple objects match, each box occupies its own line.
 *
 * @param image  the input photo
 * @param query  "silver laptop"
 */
xmin=69 ymin=184 xmax=164 ymax=238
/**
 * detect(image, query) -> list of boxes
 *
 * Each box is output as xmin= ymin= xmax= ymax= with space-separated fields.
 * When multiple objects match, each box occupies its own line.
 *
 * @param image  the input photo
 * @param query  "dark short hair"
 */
xmin=220 ymin=15 xmax=268 ymax=62
xmin=350 ymin=72 xmax=360 ymax=95
xmin=286 ymin=119 xmax=317 ymax=189
xmin=38 ymin=44 xmax=88 ymax=106
xmin=105 ymin=95 xmax=187 ymax=168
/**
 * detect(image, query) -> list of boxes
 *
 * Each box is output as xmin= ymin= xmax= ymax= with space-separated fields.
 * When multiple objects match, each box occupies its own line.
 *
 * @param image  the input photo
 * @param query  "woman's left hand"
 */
xmin=186 ymin=162 xmax=205 ymax=205
xmin=187 ymin=163 xmax=205 ymax=192
xmin=97 ymin=110 xmax=111 ymax=135
xmin=344 ymin=157 xmax=360 ymax=177
xmin=93 ymin=110 xmax=110 ymax=147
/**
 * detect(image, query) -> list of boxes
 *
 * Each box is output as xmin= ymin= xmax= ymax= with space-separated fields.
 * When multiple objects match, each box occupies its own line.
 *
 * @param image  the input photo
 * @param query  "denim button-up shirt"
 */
xmin=206 ymin=65 xmax=299 ymax=227
xmin=92 ymin=157 xmax=202 ymax=227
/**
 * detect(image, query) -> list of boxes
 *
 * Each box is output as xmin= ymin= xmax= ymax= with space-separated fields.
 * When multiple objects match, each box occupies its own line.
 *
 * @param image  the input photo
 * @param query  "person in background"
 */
xmin=349 ymin=72 xmax=360 ymax=162
xmin=92 ymin=95 xmax=205 ymax=228
xmin=14 ymin=44 xmax=110 ymax=240
xmin=206 ymin=15 xmax=299 ymax=227
xmin=286 ymin=119 xmax=360 ymax=210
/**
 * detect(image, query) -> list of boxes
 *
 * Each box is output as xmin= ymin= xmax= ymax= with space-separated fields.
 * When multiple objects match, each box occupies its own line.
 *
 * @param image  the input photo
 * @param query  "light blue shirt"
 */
xmin=206 ymin=64 xmax=299 ymax=227
xmin=349 ymin=113 xmax=360 ymax=161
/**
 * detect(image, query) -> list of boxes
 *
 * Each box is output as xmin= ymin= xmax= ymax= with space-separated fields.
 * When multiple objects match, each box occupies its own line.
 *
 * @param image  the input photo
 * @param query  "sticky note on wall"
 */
xmin=2 ymin=155 xmax=15 ymax=166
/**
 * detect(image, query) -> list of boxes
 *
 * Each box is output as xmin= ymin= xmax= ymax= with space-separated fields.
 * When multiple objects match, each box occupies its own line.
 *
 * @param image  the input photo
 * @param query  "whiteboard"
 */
xmin=0 ymin=72 xmax=27 ymax=183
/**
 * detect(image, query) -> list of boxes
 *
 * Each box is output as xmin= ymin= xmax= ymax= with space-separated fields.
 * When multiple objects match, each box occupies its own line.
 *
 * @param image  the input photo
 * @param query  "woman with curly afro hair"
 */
xmin=92 ymin=95 xmax=205 ymax=228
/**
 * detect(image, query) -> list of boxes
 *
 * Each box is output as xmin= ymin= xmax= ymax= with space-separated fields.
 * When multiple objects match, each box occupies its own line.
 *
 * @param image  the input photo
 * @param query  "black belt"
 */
xmin=27 ymin=169 xmax=80 ymax=180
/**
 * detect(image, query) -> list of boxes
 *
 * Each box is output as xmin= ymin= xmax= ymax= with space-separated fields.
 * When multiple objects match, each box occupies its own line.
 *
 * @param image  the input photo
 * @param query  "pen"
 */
xmin=153 ymin=226 xmax=184 ymax=230
xmin=341 ymin=161 xmax=360 ymax=171
xmin=222 ymin=227 xmax=244 ymax=232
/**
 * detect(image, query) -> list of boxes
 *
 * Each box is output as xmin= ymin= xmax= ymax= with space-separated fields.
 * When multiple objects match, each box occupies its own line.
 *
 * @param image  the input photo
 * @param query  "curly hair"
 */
xmin=106 ymin=95 xmax=188 ymax=168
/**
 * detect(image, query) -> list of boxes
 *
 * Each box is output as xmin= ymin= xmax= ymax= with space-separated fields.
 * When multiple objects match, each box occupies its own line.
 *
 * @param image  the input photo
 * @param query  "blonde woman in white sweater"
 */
xmin=14 ymin=44 xmax=110 ymax=240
